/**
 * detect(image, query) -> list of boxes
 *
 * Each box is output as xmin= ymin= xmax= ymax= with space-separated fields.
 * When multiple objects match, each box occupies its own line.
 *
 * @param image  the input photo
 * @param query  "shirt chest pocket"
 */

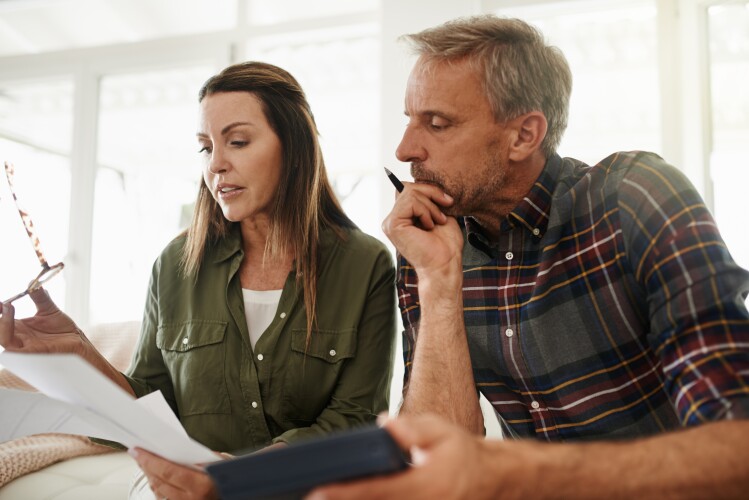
xmin=156 ymin=320 xmax=231 ymax=416
xmin=282 ymin=328 xmax=357 ymax=423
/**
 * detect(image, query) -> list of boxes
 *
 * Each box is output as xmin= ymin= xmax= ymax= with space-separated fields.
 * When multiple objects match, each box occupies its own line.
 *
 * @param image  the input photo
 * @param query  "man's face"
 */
xmin=397 ymin=57 xmax=510 ymax=218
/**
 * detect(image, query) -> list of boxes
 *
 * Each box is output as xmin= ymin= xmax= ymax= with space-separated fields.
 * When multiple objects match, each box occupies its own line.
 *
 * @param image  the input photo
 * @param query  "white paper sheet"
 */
xmin=0 ymin=351 xmax=218 ymax=465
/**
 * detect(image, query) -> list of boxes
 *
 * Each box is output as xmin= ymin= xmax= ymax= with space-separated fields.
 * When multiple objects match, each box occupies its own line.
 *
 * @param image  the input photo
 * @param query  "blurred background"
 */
xmin=1 ymin=0 xmax=748 ymax=424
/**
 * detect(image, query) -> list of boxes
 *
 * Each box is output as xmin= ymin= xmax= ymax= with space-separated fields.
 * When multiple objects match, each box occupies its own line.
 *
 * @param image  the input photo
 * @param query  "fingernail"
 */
xmin=305 ymin=492 xmax=326 ymax=500
xmin=444 ymin=193 xmax=453 ymax=202
xmin=128 ymin=448 xmax=140 ymax=459
xmin=376 ymin=412 xmax=390 ymax=427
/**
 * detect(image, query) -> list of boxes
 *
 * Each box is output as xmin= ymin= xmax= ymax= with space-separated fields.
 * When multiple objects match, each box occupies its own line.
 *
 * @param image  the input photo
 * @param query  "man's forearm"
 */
xmin=485 ymin=419 xmax=749 ymax=499
xmin=400 ymin=279 xmax=483 ymax=434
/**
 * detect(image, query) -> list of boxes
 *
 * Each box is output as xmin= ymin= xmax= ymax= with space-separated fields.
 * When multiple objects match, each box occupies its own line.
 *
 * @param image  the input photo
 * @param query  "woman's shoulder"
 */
xmin=153 ymin=232 xmax=188 ymax=269
xmin=325 ymin=226 xmax=390 ymax=258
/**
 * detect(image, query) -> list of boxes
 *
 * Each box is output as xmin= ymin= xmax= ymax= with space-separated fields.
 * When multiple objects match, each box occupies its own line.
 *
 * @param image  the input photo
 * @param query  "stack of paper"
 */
xmin=0 ymin=351 xmax=218 ymax=465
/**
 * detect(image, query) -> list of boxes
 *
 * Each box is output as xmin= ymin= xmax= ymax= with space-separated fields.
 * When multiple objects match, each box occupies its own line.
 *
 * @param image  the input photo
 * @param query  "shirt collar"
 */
xmin=210 ymin=223 xmax=342 ymax=264
xmin=212 ymin=224 xmax=243 ymax=263
xmin=501 ymin=153 xmax=561 ymax=237
xmin=462 ymin=153 xmax=562 ymax=251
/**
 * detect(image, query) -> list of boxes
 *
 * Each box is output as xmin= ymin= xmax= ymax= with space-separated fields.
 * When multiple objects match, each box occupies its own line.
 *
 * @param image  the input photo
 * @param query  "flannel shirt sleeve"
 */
xmin=396 ymin=253 xmax=421 ymax=400
xmin=617 ymin=152 xmax=749 ymax=425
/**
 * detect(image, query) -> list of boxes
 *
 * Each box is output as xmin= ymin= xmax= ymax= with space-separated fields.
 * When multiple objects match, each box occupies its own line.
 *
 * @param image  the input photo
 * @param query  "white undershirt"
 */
xmin=242 ymin=288 xmax=283 ymax=350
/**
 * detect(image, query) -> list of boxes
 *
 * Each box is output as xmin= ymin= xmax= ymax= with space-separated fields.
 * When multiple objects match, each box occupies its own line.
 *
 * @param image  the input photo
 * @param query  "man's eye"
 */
xmin=430 ymin=118 xmax=450 ymax=131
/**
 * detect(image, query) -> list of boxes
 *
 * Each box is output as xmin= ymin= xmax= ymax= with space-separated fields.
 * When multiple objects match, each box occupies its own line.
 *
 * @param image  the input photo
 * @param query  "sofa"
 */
xmin=0 ymin=321 xmax=142 ymax=499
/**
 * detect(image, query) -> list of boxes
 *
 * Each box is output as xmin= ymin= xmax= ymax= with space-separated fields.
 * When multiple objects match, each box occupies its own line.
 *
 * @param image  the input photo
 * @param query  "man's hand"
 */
xmin=129 ymin=448 xmax=220 ymax=500
xmin=382 ymin=182 xmax=463 ymax=288
xmin=306 ymin=414 xmax=500 ymax=500
xmin=0 ymin=288 xmax=85 ymax=354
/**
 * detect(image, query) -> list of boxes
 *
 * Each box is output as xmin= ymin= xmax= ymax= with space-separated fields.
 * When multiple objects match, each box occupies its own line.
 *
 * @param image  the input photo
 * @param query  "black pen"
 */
xmin=383 ymin=167 xmax=404 ymax=193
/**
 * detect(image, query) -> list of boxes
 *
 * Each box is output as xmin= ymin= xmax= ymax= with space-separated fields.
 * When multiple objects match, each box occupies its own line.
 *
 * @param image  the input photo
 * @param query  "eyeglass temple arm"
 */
xmin=4 ymin=161 xmax=49 ymax=267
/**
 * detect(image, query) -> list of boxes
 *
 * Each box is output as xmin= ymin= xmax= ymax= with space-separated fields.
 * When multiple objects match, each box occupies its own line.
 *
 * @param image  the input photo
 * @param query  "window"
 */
xmin=0 ymin=78 xmax=72 ymax=318
xmin=707 ymin=2 xmax=749 ymax=269
xmin=494 ymin=0 xmax=660 ymax=164
xmin=248 ymin=24 xmax=382 ymax=237
xmin=90 ymin=65 xmax=214 ymax=323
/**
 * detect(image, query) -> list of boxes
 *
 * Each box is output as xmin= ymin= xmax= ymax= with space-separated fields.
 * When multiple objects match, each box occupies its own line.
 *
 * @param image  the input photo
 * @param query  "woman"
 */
xmin=0 ymin=61 xmax=397 ymax=495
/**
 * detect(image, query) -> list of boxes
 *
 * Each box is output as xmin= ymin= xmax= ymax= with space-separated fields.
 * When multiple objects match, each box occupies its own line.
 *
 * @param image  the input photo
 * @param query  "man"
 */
xmin=311 ymin=13 xmax=749 ymax=499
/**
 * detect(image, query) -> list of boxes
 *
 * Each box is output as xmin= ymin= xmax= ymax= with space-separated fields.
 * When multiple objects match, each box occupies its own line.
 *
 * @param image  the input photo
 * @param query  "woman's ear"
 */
xmin=507 ymin=111 xmax=547 ymax=162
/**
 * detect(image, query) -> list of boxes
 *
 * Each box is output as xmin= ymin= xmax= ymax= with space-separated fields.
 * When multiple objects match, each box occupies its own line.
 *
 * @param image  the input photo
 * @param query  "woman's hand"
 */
xmin=0 ymin=288 xmax=86 ymax=354
xmin=129 ymin=448 xmax=220 ymax=500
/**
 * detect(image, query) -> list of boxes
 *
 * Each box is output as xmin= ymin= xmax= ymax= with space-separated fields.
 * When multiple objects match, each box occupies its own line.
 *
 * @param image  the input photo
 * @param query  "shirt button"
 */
xmin=505 ymin=328 xmax=514 ymax=337
xmin=182 ymin=337 xmax=188 ymax=345
xmin=279 ymin=312 xmax=287 ymax=319
xmin=257 ymin=354 xmax=264 ymax=361
xmin=531 ymin=401 xmax=540 ymax=409
xmin=505 ymin=251 xmax=514 ymax=260
xmin=329 ymin=349 xmax=337 ymax=357
xmin=532 ymin=228 xmax=541 ymax=236
xmin=251 ymin=401 xmax=258 ymax=408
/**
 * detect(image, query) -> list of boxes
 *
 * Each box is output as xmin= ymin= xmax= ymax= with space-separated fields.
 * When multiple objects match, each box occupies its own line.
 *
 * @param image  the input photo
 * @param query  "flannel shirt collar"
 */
xmin=463 ymin=153 xmax=562 ymax=255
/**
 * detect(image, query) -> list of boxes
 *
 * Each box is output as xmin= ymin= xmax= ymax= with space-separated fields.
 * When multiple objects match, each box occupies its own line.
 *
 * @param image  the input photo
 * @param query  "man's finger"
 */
xmin=402 ymin=181 xmax=454 ymax=208
xmin=384 ymin=414 xmax=456 ymax=452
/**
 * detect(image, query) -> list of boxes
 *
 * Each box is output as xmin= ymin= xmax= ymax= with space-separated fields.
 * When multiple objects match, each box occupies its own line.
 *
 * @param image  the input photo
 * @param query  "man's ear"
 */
xmin=507 ymin=111 xmax=547 ymax=162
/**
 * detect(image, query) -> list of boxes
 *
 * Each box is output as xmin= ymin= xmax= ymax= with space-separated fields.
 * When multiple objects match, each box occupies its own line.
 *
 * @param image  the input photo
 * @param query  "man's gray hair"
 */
xmin=401 ymin=15 xmax=572 ymax=158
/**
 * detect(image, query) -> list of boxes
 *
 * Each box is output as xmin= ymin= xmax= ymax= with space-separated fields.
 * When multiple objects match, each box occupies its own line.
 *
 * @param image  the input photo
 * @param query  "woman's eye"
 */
xmin=198 ymin=146 xmax=211 ymax=154
xmin=230 ymin=140 xmax=248 ymax=147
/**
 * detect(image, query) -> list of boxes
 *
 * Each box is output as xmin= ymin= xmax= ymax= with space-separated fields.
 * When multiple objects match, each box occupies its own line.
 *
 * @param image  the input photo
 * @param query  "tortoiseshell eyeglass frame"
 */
xmin=2 ymin=161 xmax=64 ymax=304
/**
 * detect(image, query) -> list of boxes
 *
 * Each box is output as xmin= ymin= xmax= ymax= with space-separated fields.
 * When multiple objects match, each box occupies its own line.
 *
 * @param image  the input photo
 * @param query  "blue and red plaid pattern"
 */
xmin=398 ymin=151 xmax=749 ymax=441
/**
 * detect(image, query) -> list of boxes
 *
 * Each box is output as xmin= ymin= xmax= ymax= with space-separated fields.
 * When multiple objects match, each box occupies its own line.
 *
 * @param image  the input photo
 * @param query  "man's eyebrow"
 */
xmin=196 ymin=121 xmax=254 ymax=138
xmin=405 ymin=109 xmax=457 ymax=121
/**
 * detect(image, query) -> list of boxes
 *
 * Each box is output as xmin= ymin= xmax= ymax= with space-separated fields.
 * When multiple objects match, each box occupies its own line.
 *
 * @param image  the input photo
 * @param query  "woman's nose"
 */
xmin=207 ymin=149 xmax=229 ymax=174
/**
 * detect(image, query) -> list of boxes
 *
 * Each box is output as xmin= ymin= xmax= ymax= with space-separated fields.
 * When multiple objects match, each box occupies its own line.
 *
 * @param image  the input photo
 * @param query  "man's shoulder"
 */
xmin=560 ymin=151 xmax=694 ymax=195
xmin=588 ymin=151 xmax=684 ymax=182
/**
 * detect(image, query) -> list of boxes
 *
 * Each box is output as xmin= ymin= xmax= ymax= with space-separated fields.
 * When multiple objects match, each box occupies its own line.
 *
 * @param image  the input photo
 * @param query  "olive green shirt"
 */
xmin=123 ymin=225 xmax=396 ymax=453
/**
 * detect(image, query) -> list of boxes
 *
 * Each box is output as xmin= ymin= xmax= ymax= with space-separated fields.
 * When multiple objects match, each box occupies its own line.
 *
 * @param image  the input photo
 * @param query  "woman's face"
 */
xmin=198 ymin=91 xmax=283 ymax=223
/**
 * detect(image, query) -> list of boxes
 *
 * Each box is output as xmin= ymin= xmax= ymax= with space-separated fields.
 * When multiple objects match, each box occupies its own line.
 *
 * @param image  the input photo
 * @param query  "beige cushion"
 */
xmin=0 ymin=452 xmax=138 ymax=500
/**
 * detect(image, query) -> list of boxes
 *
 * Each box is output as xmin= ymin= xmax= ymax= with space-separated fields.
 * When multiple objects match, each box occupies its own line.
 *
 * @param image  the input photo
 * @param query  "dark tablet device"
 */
xmin=205 ymin=426 xmax=409 ymax=500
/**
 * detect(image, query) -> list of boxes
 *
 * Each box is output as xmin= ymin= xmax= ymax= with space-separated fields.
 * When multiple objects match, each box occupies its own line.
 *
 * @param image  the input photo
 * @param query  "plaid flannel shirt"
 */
xmin=398 ymin=151 xmax=749 ymax=441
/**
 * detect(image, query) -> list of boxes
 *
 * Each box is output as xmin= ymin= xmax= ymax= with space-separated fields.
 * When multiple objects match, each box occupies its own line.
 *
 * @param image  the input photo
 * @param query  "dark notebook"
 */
xmin=205 ymin=426 xmax=410 ymax=500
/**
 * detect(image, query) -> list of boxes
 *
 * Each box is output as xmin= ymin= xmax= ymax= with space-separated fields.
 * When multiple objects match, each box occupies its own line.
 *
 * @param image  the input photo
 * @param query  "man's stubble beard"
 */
xmin=410 ymin=148 xmax=506 ymax=218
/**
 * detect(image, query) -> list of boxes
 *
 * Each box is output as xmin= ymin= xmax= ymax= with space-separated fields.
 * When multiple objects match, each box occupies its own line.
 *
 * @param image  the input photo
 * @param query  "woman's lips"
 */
xmin=216 ymin=184 xmax=245 ymax=200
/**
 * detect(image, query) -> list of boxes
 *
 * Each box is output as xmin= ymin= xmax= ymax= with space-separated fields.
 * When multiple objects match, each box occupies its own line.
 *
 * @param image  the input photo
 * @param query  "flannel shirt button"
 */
xmin=505 ymin=251 xmax=514 ymax=260
xmin=531 ymin=401 xmax=540 ymax=409
xmin=257 ymin=354 xmax=264 ymax=361
xmin=182 ymin=337 xmax=188 ymax=345
xmin=533 ymin=228 xmax=541 ymax=236
xmin=252 ymin=401 xmax=258 ymax=408
xmin=329 ymin=349 xmax=337 ymax=357
xmin=280 ymin=312 xmax=287 ymax=319
xmin=505 ymin=328 xmax=514 ymax=337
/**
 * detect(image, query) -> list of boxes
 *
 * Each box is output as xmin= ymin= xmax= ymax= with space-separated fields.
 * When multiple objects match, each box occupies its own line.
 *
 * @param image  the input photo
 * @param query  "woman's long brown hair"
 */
xmin=181 ymin=61 xmax=355 ymax=347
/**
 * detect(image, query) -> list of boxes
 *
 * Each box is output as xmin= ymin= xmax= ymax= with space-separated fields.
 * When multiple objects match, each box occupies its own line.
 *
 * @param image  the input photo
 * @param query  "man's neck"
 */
xmin=472 ymin=153 xmax=547 ymax=242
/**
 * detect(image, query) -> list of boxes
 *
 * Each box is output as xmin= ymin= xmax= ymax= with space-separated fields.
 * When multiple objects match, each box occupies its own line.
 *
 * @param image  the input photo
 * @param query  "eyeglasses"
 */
xmin=2 ymin=161 xmax=64 ymax=303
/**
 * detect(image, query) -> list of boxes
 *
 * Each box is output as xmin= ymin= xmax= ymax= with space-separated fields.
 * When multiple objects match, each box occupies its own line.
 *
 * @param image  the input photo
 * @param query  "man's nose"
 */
xmin=395 ymin=125 xmax=426 ymax=164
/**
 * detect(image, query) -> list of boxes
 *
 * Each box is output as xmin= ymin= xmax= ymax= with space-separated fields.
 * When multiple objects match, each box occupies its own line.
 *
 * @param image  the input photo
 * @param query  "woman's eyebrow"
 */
xmin=196 ymin=121 xmax=255 ymax=138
